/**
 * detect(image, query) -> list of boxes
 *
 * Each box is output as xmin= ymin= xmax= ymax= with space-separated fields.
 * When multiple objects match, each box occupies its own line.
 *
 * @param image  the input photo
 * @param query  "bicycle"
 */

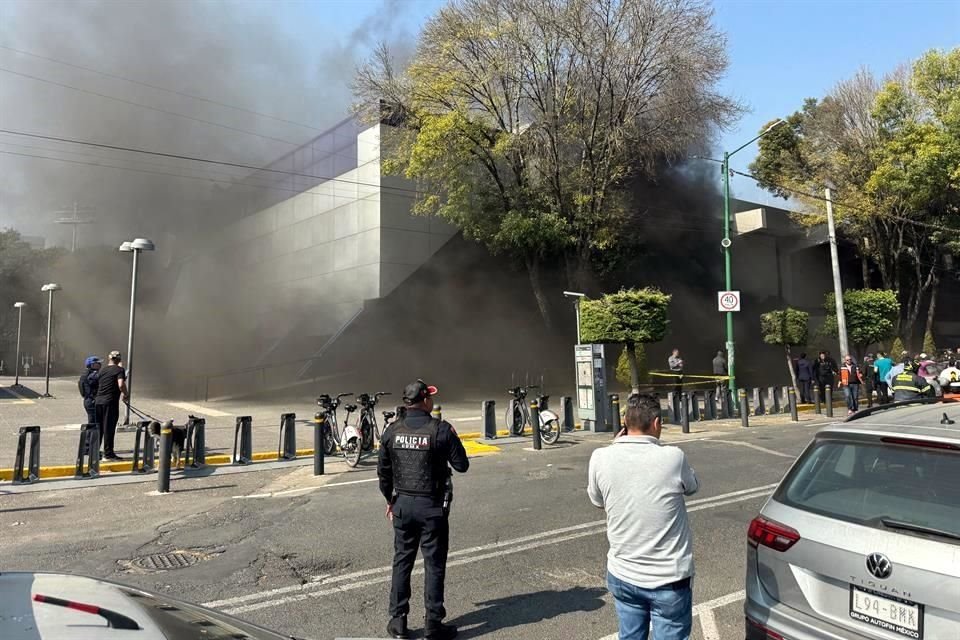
xmin=356 ymin=391 xmax=392 ymax=451
xmin=504 ymin=385 xmax=561 ymax=444
xmin=316 ymin=392 xmax=354 ymax=457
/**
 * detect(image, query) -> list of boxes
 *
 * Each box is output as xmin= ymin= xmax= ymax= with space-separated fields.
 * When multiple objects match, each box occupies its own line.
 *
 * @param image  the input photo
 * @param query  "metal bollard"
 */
xmin=720 ymin=389 xmax=733 ymax=419
xmin=788 ymin=387 xmax=799 ymax=422
xmin=560 ymin=396 xmax=574 ymax=432
xmin=233 ymin=416 xmax=253 ymax=465
xmin=705 ymin=390 xmax=718 ymax=420
xmin=157 ymin=420 xmax=172 ymax=493
xmin=767 ymin=386 xmax=781 ymax=414
xmin=610 ymin=394 xmax=622 ymax=433
xmin=13 ymin=426 xmax=41 ymax=485
xmin=432 ymin=405 xmax=442 ymax=421
xmin=185 ymin=416 xmax=206 ymax=467
xmin=278 ymin=412 xmax=297 ymax=460
xmin=825 ymin=386 xmax=834 ymax=418
xmin=689 ymin=392 xmax=701 ymax=422
xmin=752 ymin=388 xmax=765 ymax=416
xmin=482 ymin=400 xmax=497 ymax=439
xmin=530 ymin=399 xmax=542 ymax=450
xmin=739 ymin=389 xmax=750 ymax=428
xmin=814 ymin=385 xmax=822 ymax=414
xmin=132 ymin=420 xmax=156 ymax=474
xmin=680 ymin=392 xmax=690 ymax=434
xmin=313 ymin=412 xmax=325 ymax=476
xmin=666 ymin=391 xmax=678 ymax=424
xmin=74 ymin=424 xmax=100 ymax=479
xmin=781 ymin=386 xmax=791 ymax=414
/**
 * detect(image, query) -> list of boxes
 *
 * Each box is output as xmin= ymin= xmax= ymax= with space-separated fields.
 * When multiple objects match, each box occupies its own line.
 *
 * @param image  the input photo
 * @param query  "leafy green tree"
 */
xmin=355 ymin=0 xmax=740 ymax=327
xmin=823 ymin=289 xmax=899 ymax=357
xmin=760 ymin=308 xmax=809 ymax=392
xmin=890 ymin=336 xmax=906 ymax=359
xmin=923 ymin=330 xmax=938 ymax=356
xmin=616 ymin=344 xmax=648 ymax=390
xmin=580 ymin=288 xmax=670 ymax=394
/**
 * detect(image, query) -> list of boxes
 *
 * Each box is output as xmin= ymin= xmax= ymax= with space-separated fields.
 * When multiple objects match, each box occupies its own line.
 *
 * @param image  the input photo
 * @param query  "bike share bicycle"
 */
xmin=356 ymin=391 xmax=392 ymax=452
xmin=318 ymin=391 xmax=400 ymax=468
xmin=504 ymin=385 xmax=561 ymax=444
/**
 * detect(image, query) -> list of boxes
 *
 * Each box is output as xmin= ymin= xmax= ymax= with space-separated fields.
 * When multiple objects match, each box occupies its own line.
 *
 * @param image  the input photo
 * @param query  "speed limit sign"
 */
xmin=718 ymin=290 xmax=741 ymax=312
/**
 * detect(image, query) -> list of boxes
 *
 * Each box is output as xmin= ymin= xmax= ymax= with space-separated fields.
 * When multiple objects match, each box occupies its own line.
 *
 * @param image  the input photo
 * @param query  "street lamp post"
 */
xmin=40 ymin=284 xmax=61 ymax=397
xmin=721 ymin=119 xmax=786 ymax=392
xmin=563 ymin=291 xmax=586 ymax=343
xmin=120 ymin=238 xmax=156 ymax=425
xmin=13 ymin=302 xmax=26 ymax=386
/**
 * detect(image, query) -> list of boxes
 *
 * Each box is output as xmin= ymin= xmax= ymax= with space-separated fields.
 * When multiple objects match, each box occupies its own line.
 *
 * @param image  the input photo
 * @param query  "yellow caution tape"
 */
xmin=649 ymin=371 xmax=730 ymax=380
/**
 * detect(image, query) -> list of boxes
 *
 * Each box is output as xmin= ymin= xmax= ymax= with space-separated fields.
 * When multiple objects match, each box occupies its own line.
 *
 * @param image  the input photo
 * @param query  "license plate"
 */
xmin=850 ymin=585 xmax=923 ymax=639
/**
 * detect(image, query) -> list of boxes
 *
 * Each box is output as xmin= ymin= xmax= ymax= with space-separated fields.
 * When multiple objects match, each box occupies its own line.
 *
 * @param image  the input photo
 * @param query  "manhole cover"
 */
xmin=130 ymin=550 xmax=203 ymax=572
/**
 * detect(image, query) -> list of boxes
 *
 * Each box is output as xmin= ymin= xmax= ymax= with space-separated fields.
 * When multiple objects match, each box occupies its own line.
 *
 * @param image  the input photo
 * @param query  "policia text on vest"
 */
xmin=378 ymin=379 xmax=469 ymax=640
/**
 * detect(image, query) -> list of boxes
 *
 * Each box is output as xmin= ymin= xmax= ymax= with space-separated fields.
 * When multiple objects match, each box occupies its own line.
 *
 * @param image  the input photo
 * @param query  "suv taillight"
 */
xmin=748 ymin=516 xmax=800 ymax=552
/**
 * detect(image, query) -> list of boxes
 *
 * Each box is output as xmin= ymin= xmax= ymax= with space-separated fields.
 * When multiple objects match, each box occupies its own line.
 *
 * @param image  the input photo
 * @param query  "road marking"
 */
xmin=597 ymin=589 xmax=746 ymax=639
xmin=43 ymin=424 xmax=82 ymax=432
xmin=449 ymin=416 xmax=481 ymax=422
xmin=710 ymin=440 xmax=795 ymax=459
xmin=207 ymin=487 xmax=772 ymax=614
xmin=168 ymin=402 xmax=232 ymax=417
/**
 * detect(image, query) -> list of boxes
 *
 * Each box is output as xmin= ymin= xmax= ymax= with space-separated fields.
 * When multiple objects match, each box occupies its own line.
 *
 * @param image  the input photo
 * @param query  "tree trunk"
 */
xmin=924 ymin=273 xmax=940 ymax=345
xmin=625 ymin=341 xmax=640 ymax=395
xmin=527 ymin=256 xmax=553 ymax=331
xmin=860 ymin=254 xmax=870 ymax=288
xmin=785 ymin=344 xmax=799 ymax=395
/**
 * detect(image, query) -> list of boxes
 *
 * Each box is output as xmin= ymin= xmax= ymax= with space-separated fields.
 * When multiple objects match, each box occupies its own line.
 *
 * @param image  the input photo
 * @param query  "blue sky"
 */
xmin=287 ymin=0 xmax=959 ymax=205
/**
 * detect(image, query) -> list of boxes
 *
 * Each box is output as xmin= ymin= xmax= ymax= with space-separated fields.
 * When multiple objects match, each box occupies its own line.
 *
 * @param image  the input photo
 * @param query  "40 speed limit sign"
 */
xmin=717 ymin=291 xmax=741 ymax=312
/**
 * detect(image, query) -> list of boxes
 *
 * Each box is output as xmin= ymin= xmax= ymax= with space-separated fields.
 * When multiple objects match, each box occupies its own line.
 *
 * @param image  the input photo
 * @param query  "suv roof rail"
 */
xmin=844 ymin=397 xmax=958 ymax=422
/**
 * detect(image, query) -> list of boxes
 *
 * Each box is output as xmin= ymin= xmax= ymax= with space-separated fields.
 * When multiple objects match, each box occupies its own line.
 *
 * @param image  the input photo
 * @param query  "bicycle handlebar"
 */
xmin=375 ymin=392 xmax=392 ymax=398
xmin=336 ymin=392 xmax=354 ymax=400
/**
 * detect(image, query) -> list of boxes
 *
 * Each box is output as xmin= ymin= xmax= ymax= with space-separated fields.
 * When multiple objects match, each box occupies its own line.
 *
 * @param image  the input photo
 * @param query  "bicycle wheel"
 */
xmin=540 ymin=418 xmax=560 ymax=445
xmin=322 ymin=424 xmax=336 ymax=456
xmin=344 ymin=436 xmax=361 ymax=467
xmin=360 ymin=415 xmax=374 ymax=451
xmin=506 ymin=402 xmax=524 ymax=436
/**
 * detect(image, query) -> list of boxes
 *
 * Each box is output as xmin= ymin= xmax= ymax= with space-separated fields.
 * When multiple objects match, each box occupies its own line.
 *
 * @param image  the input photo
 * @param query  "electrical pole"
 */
xmin=54 ymin=202 xmax=96 ymax=252
xmin=825 ymin=187 xmax=849 ymax=358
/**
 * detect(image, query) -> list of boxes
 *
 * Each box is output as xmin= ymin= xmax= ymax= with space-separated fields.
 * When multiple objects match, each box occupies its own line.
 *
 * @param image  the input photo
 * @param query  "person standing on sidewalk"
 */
xmin=874 ymin=351 xmax=893 ymax=403
xmin=94 ymin=350 xmax=128 ymax=460
xmin=668 ymin=349 xmax=684 ymax=395
xmin=839 ymin=355 xmax=862 ymax=415
xmin=588 ymin=394 xmax=699 ymax=640
xmin=813 ymin=351 xmax=837 ymax=403
xmin=78 ymin=356 xmax=101 ymax=426
xmin=862 ymin=353 xmax=876 ymax=407
xmin=711 ymin=350 xmax=726 ymax=399
xmin=795 ymin=353 xmax=813 ymax=404
xmin=378 ymin=379 xmax=469 ymax=640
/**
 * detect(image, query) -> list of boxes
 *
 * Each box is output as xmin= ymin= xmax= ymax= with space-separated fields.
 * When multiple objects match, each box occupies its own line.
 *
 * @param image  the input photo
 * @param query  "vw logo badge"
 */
xmin=866 ymin=553 xmax=893 ymax=579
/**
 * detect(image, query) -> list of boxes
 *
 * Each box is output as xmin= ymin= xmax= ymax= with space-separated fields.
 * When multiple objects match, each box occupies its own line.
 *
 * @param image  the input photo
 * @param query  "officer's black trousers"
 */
xmin=390 ymin=494 xmax=449 ymax=623
xmin=84 ymin=400 xmax=97 ymax=426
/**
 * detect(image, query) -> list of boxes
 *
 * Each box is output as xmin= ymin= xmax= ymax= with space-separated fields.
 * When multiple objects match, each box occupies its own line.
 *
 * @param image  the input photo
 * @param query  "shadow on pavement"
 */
xmin=449 ymin=586 xmax=607 ymax=639
xmin=2 ymin=384 xmax=42 ymax=399
xmin=0 ymin=504 xmax=64 ymax=514
xmin=169 ymin=483 xmax=238 ymax=493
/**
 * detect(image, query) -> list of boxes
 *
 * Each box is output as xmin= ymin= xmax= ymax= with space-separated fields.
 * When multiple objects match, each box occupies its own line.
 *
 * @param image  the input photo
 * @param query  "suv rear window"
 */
xmin=774 ymin=438 xmax=960 ymax=541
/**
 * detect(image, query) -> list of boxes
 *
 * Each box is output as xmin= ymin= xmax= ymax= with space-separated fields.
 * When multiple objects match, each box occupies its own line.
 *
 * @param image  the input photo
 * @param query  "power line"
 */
xmin=0 ymin=44 xmax=327 ymax=133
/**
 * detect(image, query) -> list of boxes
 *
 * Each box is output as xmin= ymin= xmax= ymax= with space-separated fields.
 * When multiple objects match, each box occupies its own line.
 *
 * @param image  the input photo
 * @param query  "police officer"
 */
xmin=891 ymin=359 xmax=932 ymax=401
xmin=78 ymin=356 xmax=101 ymax=425
xmin=378 ymin=379 xmax=469 ymax=640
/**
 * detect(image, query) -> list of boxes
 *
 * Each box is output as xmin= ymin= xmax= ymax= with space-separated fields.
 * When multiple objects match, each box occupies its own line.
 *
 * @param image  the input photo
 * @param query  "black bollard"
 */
xmin=278 ymin=412 xmax=297 ymax=460
xmin=788 ymin=387 xmax=799 ymax=422
xmin=680 ymin=392 xmax=690 ymax=434
xmin=739 ymin=389 xmax=750 ymax=428
xmin=611 ymin=394 xmax=622 ymax=433
xmin=157 ymin=420 xmax=172 ymax=494
xmin=825 ymin=386 xmax=834 ymax=418
xmin=720 ymin=389 xmax=732 ymax=419
xmin=752 ymin=388 xmax=765 ymax=416
xmin=767 ymin=386 xmax=780 ymax=414
xmin=531 ymin=399 xmax=542 ymax=450
xmin=669 ymin=392 xmax=680 ymax=424
xmin=313 ymin=412 xmax=325 ymax=476
xmin=185 ymin=416 xmax=206 ymax=467
xmin=482 ymin=400 xmax=497 ymax=439
xmin=233 ymin=416 xmax=253 ymax=465
xmin=560 ymin=396 xmax=574 ymax=432
xmin=432 ymin=405 xmax=442 ymax=421
xmin=814 ymin=385 xmax=822 ymax=414
xmin=689 ymin=392 xmax=701 ymax=422
xmin=705 ymin=390 xmax=718 ymax=420
xmin=13 ymin=426 xmax=41 ymax=485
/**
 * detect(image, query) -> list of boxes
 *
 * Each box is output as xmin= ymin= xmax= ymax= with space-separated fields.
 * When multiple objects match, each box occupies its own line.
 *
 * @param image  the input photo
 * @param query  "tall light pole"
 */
xmin=120 ymin=238 xmax=156 ymax=425
xmin=563 ymin=291 xmax=586 ymax=343
xmin=722 ymin=119 xmax=787 ymax=392
xmin=824 ymin=186 xmax=850 ymax=358
xmin=13 ymin=302 xmax=26 ymax=386
xmin=40 ymin=284 xmax=61 ymax=397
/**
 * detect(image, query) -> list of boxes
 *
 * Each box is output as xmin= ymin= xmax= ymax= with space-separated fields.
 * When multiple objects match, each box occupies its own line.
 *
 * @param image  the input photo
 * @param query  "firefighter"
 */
xmin=891 ymin=359 xmax=932 ymax=401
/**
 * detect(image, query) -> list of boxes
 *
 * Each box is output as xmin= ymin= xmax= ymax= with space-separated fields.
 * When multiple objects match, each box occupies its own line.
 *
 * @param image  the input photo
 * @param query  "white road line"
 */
xmin=206 ymin=487 xmax=771 ymax=614
xmin=231 ymin=477 xmax=380 ymax=499
xmin=699 ymin=609 xmax=720 ymax=640
xmin=710 ymin=440 xmax=796 ymax=459
xmin=693 ymin=589 xmax=746 ymax=613
xmin=449 ymin=417 xmax=481 ymax=422
xmin=168 ymin=402 xmax=232 ymax=417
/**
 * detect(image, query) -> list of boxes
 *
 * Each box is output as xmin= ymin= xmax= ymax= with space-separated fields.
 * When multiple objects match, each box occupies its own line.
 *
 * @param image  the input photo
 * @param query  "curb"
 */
xmin=0 ymin=440 xmax=499 ymax=482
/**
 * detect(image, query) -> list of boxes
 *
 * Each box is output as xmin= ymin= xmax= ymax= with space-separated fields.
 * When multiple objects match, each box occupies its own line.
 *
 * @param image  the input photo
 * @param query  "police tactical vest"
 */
xmin=391 ymin=418 xmax=442 ymax=497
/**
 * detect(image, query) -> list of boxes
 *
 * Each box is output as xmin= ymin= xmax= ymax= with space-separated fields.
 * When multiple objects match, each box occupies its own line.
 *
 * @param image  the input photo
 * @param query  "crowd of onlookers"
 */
xmin=792 ymin=346 xmax=960 ymax=415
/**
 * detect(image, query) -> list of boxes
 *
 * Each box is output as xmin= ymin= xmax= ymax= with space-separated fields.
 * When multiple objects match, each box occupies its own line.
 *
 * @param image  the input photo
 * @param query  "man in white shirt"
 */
xmin=588 ymin=394 xmax=699 ymax=640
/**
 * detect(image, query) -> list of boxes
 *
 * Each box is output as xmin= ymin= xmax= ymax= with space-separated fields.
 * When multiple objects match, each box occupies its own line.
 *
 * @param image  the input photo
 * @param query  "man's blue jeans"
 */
xmin=607 ymin=572 xmax=692 ymax=640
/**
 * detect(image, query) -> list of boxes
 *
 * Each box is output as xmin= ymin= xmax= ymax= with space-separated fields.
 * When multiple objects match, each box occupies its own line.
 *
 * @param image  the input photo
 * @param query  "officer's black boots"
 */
xmin=425 ymin=621 xmax=458 ymax=640
xmin=387 ymin=616 xmax=410 ymax=639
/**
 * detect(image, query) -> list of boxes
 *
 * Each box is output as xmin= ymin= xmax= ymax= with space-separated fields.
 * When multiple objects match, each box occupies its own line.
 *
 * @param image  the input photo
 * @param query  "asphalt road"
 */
xmin=0 ymin=417 xmax=828 ymax=639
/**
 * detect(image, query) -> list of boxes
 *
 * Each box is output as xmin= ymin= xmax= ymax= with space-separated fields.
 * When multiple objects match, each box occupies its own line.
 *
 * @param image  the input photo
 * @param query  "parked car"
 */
xmin=0 ymin=572 xmax=308 ymax=640
xmin=745 ymin=397 xmax=960 ymax=640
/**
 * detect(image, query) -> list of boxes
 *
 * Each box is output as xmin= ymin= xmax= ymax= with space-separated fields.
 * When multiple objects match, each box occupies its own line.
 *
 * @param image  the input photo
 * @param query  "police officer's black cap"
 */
xmin=402 ymin=379 xmax=438 ymax=404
